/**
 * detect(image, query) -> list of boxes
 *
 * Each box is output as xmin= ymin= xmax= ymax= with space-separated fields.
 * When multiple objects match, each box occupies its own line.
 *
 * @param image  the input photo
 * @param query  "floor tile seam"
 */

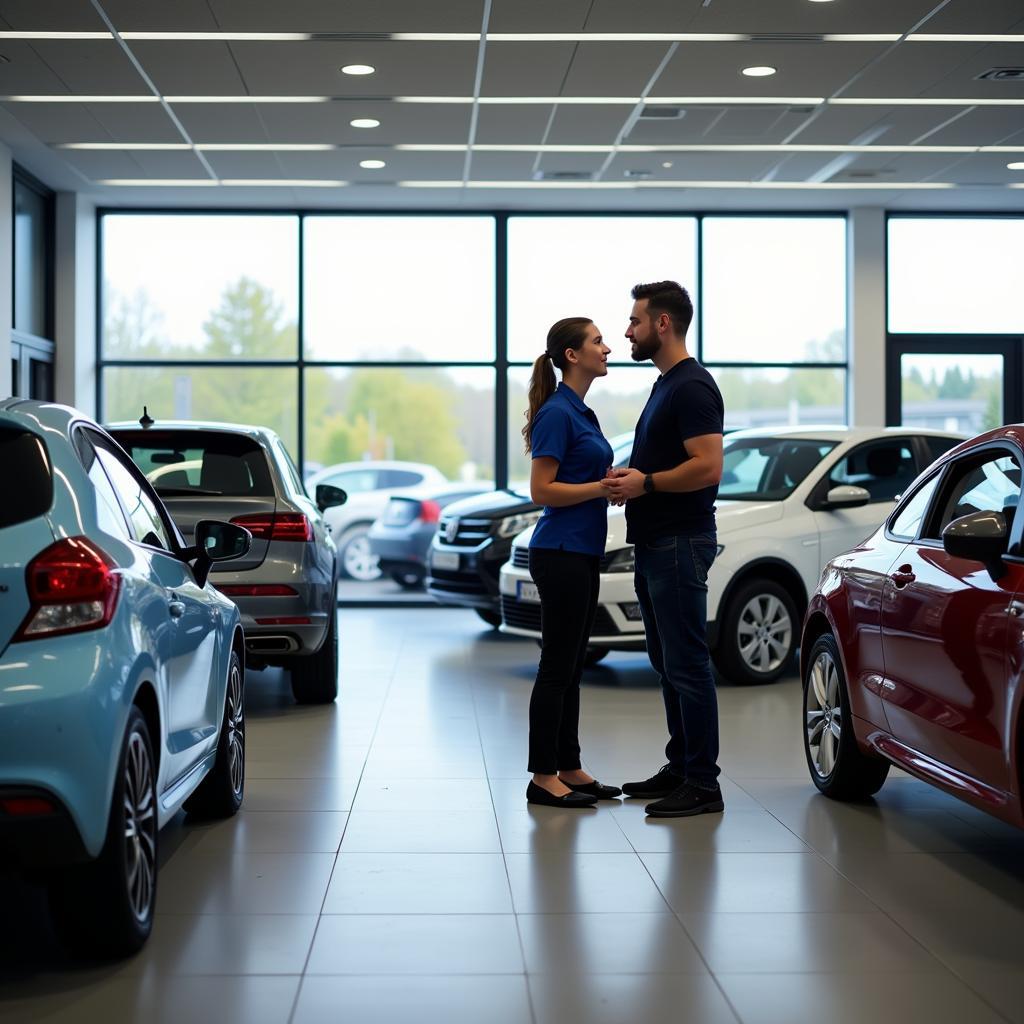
xmin=286 ymin=631 xmax=407 ymax=1024
xmin=467 ymin=661 xmax=537 ymax=1024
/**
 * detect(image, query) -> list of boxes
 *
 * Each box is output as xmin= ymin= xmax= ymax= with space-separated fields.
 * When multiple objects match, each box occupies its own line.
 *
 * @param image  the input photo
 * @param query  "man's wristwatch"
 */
xmin=643 ymin=473 xmax=656 ymax=494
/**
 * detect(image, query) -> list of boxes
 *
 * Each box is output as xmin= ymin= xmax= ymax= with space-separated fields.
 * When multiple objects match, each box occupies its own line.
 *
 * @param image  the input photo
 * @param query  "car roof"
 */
xmin=393 ymin=480 xmax=494 ymax=499
xmin=724 ymin=424 xmax=965 ymax=444
xmin=106 ymin=419 xmax=278 ymax=442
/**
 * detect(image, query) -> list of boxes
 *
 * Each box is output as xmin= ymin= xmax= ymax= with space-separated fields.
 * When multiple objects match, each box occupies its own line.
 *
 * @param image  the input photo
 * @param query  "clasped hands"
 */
xmin=600 ymin=466 xmax=646 ymax=506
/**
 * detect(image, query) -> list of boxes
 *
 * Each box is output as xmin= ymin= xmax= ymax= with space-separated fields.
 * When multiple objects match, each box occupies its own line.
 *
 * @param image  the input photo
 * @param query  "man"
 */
xmin=602 ymin=281 xmax=725 ymax=818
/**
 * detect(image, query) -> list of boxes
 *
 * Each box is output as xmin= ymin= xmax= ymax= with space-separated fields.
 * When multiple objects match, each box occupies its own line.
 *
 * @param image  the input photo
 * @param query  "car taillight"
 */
xmin=230 ymin=513 xmax=313 ymax=542
xmin=15 ymin=537 xmax=121 ymax=641
xmin=216 ymin=584 xmax=298 ymax=597
xmin=0 ymin=796 xmax=56 ymax=816
xmin=419 ymin=500 xmax=442 ymax=524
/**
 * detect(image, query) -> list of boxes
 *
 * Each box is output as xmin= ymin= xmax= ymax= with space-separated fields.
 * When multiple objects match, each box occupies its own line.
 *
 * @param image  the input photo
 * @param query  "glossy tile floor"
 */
xmin=4 ymin=607 xmax=1024 ymax=1023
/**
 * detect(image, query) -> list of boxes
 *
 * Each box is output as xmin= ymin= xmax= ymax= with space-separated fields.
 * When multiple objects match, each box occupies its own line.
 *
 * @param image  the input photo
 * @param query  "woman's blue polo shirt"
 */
xmin=529 ymin=383 xmax=613 ymax=557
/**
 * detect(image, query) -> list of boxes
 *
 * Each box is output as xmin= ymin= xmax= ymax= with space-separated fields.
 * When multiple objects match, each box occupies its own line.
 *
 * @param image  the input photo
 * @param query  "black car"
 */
xmin=427 ymin=432 xmax=634 ymax=626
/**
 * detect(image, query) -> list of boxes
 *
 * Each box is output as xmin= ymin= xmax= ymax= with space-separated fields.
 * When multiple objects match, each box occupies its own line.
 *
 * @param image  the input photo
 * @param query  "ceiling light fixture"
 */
xmin=350 ymin=117 xmax=381 ymax=128
xmin=662 ymin=161 xmax=674 ymax=168
xmin=341 ymin=64 xmax=375 ymax=75
xmin=359 ymin=159 xmax=386 ymax=169
xmin=742 ymin=66 xmax=777 ymax=77
xmin=1008 ymin=161 xmax=1024 ymax=170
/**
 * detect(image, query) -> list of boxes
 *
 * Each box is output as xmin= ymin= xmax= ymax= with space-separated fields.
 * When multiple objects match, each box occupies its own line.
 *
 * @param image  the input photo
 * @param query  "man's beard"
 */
xmin=630 ymin=334 xmax=661 ymax=362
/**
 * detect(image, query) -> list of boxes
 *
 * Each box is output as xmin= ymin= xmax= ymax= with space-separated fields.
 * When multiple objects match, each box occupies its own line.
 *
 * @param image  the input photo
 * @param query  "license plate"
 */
xmin=432 ymin=550 xmax=460 ymax=571
xmin=517 ymin=581 xmax=540 ymax=603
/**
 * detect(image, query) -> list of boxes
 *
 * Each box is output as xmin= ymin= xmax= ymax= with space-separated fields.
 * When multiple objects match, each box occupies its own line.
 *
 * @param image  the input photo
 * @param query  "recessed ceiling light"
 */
xmin=359 ymin=159 xmax=386 ymax=169
xmin=1008 ymin=161 xmax=1024 ymax=170
xmin=742 ymin=66 xmax=777 ymax=78
xmin=341 ymin=64 xmax=375 ymax=76
xmin=350 ymin=118 xmax=380 ymax=128
xmin=661 ymin=161 xmax=674 ymax=168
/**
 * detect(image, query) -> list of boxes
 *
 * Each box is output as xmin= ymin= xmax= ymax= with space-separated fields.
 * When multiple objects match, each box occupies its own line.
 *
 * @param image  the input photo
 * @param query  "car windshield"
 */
xmin=719 ymin=437 xmax=837 ymax=501
xmin=111 ymin=430 xmax=275 ymax=498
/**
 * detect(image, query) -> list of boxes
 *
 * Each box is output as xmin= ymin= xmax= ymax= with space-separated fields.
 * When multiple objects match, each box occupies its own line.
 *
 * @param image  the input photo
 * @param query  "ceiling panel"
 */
xmin=230 ymin=40 xmax=479 ymax=96
xmin=130 ymin=41 xmax=247 ymax=95
xmin=562 ymin=42 xmax=675 ymax=95
xmin=101 ymin=0 xmax=218 ymax=31
xmin=923 ymin=0 xmax=1024 ymax=33
xmin=0 ymin=41 xmax=72 ymax=93
xmin=60 ymin=147 xmax=209 ymax=179
xmin=89 ymin=101 xmax=183 ymax=142
xmin=533 ymin=150 xmax=608 ymax=175
xmin=923 ymin=106 xmax=1024 ymax=146
xmin=605 ymin=149 xmax=779 ymax=182
xmin=655 ymin=41 xmax=887 ymax=97
xmin=545 ymin=104 xmax=631 ymax=144
xmin=32 ymin=40 xmax=145 ymax=93
xmin=0 ymin=0 xmax=105 ymax=31
xmin=482 ymin=42 xmax=577 ymax=96
xmin=474 ymin=104 xmax=554 ymax=144
xmin=0 ymin=100 xmax=109 ymax=141
xmin=489 ymin=0 xmax=592 ymax=33
xmin=468 ymin=151 xmax=540 ymax=179
xmin=790 ymin=105 xmax=946 ymax=146
xmin=208 ymin=0 xmax=485 ymax=33
xmin=202 ymin=150 xmax=286 ymax=178
xmin=685 ymin=0 xmax=941 ymax=35
xmin=826 ymin=150 xmax=968 ymax=184
xmin=171 ymin=102 xmax=268 ymax=143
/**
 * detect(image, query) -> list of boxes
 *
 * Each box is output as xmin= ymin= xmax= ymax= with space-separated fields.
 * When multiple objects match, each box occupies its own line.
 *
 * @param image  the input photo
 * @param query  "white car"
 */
xmin=307 ymin=460 xmax=447 ymax=580
xmin=500 ymin=426 xmax=963 ymax=684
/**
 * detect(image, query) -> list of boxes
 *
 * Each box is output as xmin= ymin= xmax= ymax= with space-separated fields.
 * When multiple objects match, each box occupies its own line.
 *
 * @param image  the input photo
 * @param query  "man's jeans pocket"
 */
xmin=688 ymin=535 xmax=717 ymax=586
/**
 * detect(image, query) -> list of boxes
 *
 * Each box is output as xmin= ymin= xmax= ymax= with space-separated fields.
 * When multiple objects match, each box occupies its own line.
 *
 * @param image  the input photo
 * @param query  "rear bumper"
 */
xmin=368 ymin=528 xmax=433 ymax=568
xmin=0 ymin=788 xmax=90 ymax=870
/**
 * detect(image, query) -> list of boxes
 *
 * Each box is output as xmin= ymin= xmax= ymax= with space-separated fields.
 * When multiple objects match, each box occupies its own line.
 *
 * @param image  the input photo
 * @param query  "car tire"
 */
xmin=289 ymin=610 xmax=339 ymax=704
xmin=48 ymin=706 xmax=158 ymax=958
xmin=184 ymin=649 xmax=245 ymax=820
xmin=391 ymin=569 xmax=424 ymax=590
xmin=476 ymin=608 xmax=502 ymax=628
xmin=714 ymin=577 xmax=799 ymax=685
xmin=583 ymin=647 xmax=609 ymax=667
xmin=337 ymin=524 xmax=381 ymax=582
xmin=803 ymin=633 xmax=889 ymax=800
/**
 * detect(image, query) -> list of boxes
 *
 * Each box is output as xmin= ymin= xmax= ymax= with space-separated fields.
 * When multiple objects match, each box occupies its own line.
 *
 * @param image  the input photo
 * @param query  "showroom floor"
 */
xmin=4 ymin=607 xmax=1024 ymax=1023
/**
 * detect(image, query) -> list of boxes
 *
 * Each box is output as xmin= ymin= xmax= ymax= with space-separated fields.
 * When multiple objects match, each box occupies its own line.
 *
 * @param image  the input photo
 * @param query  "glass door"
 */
xmin=886 ymin=337 xmax=1022 ymax=433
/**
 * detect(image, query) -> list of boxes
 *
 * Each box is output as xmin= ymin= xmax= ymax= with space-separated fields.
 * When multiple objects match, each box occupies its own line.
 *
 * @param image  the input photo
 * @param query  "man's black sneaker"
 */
xmin=645 ymin=783 xmax=724 ymax=818
xmin=621 ymin=765 xmax=686 ymax=799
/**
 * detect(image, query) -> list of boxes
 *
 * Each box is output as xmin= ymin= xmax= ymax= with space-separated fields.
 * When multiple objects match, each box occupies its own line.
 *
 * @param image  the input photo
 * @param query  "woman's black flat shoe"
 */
xmin=567 ymin=781 xmax=623 ymax=800
xmin=527 ymin=781 xmax=598 ymax=808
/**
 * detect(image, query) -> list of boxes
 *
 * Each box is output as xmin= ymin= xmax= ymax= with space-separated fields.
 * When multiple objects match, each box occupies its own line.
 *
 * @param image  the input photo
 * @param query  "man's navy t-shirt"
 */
xmin=625 ymin=358 xmax=724 ymax=544
xmin=529 ymin=383 xmax=614 ymax=557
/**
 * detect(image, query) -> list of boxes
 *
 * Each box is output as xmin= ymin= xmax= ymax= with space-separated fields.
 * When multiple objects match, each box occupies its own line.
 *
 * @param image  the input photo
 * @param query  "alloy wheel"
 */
xmin=737 ymin=594 xmax=792 ymax=674
xmin=806 ymin=649 xmax=842 ymax=778
xmin=226 ymin=658 xmax=245 ymax=798
xmin=123 ymin=731 xmax=157 ymax=924
xmin=343 ymin=534 xmax=381 ymax=582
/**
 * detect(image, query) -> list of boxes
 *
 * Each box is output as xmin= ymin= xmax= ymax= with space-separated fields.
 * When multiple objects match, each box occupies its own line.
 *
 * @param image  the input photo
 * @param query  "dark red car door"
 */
xmin=879 ymin=446 xmax=1023 ymax=799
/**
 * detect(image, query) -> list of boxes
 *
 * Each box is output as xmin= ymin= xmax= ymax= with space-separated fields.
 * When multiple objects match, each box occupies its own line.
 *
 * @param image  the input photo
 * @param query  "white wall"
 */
xmin=55 ymin=191 xmax=96 ymax=415
xmin=0 ymin=145 xmax=12 ymax=398
xmin=847 ymin=206 xmax=887 ymax=426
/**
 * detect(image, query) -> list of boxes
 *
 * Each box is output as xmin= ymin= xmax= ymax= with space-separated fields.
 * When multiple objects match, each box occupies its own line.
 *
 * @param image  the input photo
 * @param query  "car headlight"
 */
xmin=606 ymin=546 xmax=635 ymax=573
xmin=497 ymin=511 xmax=542 ymax=538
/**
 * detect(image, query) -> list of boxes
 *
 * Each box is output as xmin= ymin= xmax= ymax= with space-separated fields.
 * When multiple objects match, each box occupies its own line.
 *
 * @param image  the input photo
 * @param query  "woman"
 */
xmin=522 ymin=317 xmax=623 ymax=808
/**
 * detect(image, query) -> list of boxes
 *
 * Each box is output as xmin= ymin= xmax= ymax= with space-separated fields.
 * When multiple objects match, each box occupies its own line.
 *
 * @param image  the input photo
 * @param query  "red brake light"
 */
xmin=16 ymin=537 xmax=121 ymax=640
xmin=230 ymin=513 xmax=312 ymax=542
xmin=420 ymin=500 xmax=442 ymax=524
xmin=0 ymin=796 xmax=56 ymax=816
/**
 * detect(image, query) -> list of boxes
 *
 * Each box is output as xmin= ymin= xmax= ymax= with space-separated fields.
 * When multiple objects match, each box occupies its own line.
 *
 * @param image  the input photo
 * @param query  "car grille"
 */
xmin=512 ymin=547 xmax=618 ymax=572
xmin=501 ymin=596 xmax=621 ymax=636
xmin=437 ymin=516 xmax=493 ymax=548
xmin=428 ymin=569 xmax=490 ymax=597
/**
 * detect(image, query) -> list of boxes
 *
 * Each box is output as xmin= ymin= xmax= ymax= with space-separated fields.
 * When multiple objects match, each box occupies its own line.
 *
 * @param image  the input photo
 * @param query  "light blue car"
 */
xmin=0 ymin=399 xmax=252 ymax=956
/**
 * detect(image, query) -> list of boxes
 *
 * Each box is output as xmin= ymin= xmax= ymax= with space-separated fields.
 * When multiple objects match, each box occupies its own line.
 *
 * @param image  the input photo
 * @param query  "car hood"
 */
xmin=442 ymin=488 xmax=535 ymax=519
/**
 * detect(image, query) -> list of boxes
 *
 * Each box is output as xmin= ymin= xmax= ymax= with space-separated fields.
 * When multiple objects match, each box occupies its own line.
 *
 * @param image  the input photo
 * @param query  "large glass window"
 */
xmin=304 ymin=217 xmax=495 ymax=362
xmin=899 ymin=353 xmax=1002 ymax=434
xmin=711 ymin=367 xmax=845 ymax=430
xmin=888 ymin=218 xmax=1024 ymax=334
xmin=101 ymin=214 xmax=299 ymax=360
xmin=13 ymin=176 xmax=52 ymax=340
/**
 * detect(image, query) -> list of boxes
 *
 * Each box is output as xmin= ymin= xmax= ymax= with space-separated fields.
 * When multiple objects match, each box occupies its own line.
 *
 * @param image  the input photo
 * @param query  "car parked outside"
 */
xmin=309 ymin=460 xmax=448 ymax=582
xmin=109 ymin=421 xmax=345 ymax=704
xmin=368 ymin=481 xmax=494 ymax=589
xmin=801 ymin=424 xmax=1024 ymax=829
xmin=427 ymin=434 xmax=637 ymax=627
xmin=0 ymin=399 xmax=251 ymax=956
xmin=500 ymin=426 xmax=963 ymax=682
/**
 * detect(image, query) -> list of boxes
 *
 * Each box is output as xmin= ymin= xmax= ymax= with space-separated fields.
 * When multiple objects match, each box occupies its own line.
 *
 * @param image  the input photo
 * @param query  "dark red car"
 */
xmin=801 ymin=425 xmax=1024 ymax=828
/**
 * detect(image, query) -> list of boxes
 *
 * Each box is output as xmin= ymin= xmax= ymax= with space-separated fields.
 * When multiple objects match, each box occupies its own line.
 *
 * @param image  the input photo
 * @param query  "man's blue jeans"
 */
xmin=634 ymin=531 xmax=721 ymax=787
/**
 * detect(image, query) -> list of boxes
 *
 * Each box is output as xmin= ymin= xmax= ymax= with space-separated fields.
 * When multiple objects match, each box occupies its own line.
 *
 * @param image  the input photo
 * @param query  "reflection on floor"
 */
xmin=3 ymin=608 xmax=1024 ymax=1023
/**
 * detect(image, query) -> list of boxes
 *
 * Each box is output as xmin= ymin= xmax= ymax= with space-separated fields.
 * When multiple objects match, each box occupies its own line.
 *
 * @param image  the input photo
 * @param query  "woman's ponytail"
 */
xmin=521 ymin=316 xmax=594 ymax=453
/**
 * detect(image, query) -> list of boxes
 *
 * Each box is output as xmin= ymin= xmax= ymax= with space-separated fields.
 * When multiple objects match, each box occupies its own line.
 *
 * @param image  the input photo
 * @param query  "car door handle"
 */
xmin=890 ymin=565 xmax=916 ymax=588
xmin=168 ymin=599 xmax=186 ymax=619
xmin=1008 ymin=600 xmax=1024 ymax=617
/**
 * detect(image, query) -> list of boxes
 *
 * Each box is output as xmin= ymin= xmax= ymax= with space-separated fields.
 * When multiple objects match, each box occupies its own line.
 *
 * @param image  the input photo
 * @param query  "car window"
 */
xmin=889 ymin=472 xmax=942 ymax=541
xmin=826 ymin=441 xmax=916 ymax=504
xmin=274 ymin=440 xmax=304 ymax=496
xmin=719 ymin=439 xmax=837 ymax=501
xmin=380 ymin=469 xmax=424 ymax=488
xmin=925 ymin=450 xmax=1022 ymax=540
xmin=325 ymin=469 xmax=377 ymax=494
xmin=74 ymin=431 xmax=132 ymax=541
xmin=0 ymin=426 xmax=52 ymax=529
xmin=924 ymin=436 xmax=960 ymax=465
xmin=110 ymin=429 xmax=275 ymax=498
xmin=92 ymin=438 xmax=175 ymax=550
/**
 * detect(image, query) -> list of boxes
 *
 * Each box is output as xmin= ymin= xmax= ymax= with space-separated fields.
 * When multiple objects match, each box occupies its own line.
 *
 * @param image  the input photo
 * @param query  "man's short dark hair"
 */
xmin=631 ymin=280 xmax=693 ymax=338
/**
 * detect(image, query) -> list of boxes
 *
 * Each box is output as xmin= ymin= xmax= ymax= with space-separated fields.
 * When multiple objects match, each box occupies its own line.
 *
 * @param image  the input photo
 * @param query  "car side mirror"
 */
xmin=823 ymin=485 xmax=871 ymax=510
xmin=189 ymin=520 xmax=252 ymax=587
xmin=942 ymin=510 xmax=1008 ymax=578
xmin=316 ymin=483 xmax=347 ymax=513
